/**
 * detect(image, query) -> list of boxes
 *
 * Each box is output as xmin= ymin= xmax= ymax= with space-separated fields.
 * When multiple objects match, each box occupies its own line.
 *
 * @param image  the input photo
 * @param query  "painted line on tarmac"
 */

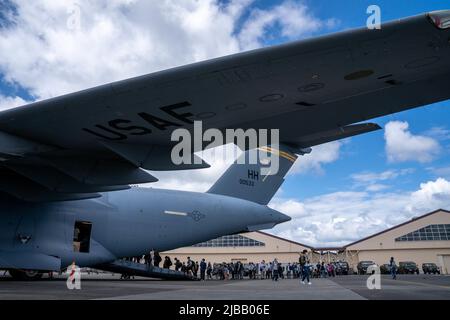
xmin=382 ymin=278 xmax=450 ymax=290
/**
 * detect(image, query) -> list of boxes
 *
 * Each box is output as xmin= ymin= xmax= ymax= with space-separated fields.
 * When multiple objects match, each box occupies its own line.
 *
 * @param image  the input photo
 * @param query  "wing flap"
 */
xmin=101 ymin=142 xmax=210 ymax=171
xmin=43 ymin=157 xmax=158 ymax=185
xmin=5 ymin=163 xmax=131 ymax=193
xmin=0 ymin=131 xmax=55 ymax=157
xmin=285 ymin=123 xmax=381 ymax=149
xmin=0 ymin=170 xmax=101 ymax=202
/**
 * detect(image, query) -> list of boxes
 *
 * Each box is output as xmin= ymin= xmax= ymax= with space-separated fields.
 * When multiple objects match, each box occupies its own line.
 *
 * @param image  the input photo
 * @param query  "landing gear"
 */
xmin=8 ymin=269 xmax=43 ymax=280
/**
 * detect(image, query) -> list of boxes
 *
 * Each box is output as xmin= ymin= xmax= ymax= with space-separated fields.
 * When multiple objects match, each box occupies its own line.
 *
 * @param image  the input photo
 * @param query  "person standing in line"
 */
xmin=278 ymin=263 xmax=284 ymax=279
xmin=299 ymin=250 xmax=311 ymax=285
xmin=238 ymin=261 xmax=244 ymax=280
xmin=149 ymin=249 xmax=154 ymax=265
xmin=200 ymin=259 xmax=207 ymax=281
xmin=186 ymin=257 xmax=193 ymax=276
xmin=320 ymin=262 xmax=327 ymax=278
xmin=154 ymin=252 xmax=162 ymax=267
xmin=223 ymin=264 xmax=229 ymax=280
xmin=206 ymin=262 xmax=212 ymax=280
xmin=194 ymin=261 xmax=199 ymax=278
xmin=144 ymin=253 xmax=150 ymax=266
xmin=286 ymin=263 xmax=292 ymax=279
xmin=163 ymin=256 xmax=172 ymax=269
xmin=272 ymin=258 xmax=279 ymax=281
xmin=390 ymin=257 xmax=397 ymax=280
xmin=260 ymin=260 xmax=266 ymax=280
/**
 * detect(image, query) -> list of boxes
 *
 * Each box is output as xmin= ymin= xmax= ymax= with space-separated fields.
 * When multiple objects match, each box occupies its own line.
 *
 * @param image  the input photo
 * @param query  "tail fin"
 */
xmin=207 ymin=145 xmax=299 ymax=205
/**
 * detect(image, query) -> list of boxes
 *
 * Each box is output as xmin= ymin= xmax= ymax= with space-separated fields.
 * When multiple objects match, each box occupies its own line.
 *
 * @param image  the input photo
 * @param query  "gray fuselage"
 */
xmin=0 ymin=187 xmax=289 ymax=270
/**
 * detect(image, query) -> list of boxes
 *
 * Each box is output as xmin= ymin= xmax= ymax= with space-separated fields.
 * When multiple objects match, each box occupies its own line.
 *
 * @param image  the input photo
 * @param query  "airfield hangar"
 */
xmin=162 ymin=209 xmax=450 ymax=274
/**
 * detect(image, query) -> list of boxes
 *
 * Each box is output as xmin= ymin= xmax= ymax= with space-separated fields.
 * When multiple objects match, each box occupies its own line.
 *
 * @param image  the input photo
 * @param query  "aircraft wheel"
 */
xmin=8 ymin=269 xmax=43 ymax=280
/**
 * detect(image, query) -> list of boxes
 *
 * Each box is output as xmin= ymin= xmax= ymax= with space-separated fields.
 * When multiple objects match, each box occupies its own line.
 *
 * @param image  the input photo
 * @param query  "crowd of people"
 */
xmin=120 ymin=249 xmax=406 ymax=286
xmin=120 ymin=249 xmax=352 ymax=283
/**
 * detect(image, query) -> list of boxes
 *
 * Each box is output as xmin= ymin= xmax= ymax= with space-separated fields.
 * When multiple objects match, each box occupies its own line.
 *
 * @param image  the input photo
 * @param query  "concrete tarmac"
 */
xmin=0 ymin=273 xmax=449 ymax=300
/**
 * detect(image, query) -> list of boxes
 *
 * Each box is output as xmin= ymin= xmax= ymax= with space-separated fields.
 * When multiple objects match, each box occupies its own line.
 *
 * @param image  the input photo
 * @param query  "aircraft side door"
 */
xmin=64 ymin=212 xmax=93 ymax=254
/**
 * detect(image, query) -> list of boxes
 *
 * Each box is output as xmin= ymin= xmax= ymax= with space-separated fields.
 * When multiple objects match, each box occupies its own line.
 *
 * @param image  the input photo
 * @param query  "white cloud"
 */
xmin=0 ymin=0 xmax=238 ymax=99
xmin=384 ymin=121 xmax=440 ymax=163
xmin=0 ymin=94 xmax=28 ymax=111
xmin=269 ymin=178 xmax=450 ymax=247
xmin=427 ymin=166 xmax=450 ymax=179
xmin=289 ymin=141 xmax=341 ymax=175
xmin=351 ymin=168 xmax=414 ymax=192
xmin=269 ymin=199 xmax=308 ymax=219
xmin=408 ymin=178 xmax=450 ymax=213
xmin=351 ymin=168 xmax=414 ymax=184
xmin=425 ymin=126 xmax=450 ymax=141
xmin=238 ymin=0 xmax=338 ymax=50
xmin=365 ymin=184 xmax=389 ymax=192
xmin=0 ymin=0 xmax=337 ymax=103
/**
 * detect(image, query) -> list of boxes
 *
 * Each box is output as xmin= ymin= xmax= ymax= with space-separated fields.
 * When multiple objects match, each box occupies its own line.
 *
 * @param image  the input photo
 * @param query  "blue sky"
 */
xmin=282 ymin=101 xmax=450 ymax=199
xmin=0 ymin=0 xmax=449 ymax=246
xmin=270 ymin=0 xmax=450 ymax=198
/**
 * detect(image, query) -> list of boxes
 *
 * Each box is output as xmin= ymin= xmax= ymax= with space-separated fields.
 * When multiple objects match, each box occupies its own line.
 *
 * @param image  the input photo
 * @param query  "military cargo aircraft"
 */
xmin=0 ymin=10 xmax=449 ymax=279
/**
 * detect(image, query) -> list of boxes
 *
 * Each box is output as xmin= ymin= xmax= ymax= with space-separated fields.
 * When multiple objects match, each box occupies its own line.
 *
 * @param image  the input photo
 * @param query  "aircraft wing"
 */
xmin=0 ymin=11 xmax=449 ymax=202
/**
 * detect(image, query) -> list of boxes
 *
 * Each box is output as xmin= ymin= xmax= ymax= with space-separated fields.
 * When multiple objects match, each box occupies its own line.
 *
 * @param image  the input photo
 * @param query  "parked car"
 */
xmin=398 ymin=261 xmax=420 ymax=274
xmin=357 ymin=261 xmax=377 ymax=274
xmin=422 ymin=263 xmax=440 ymax=274
xmin=335 ymin=261 xmax=350 ymax=275
xmin=380 ymin=264 xmax=391 ymax=274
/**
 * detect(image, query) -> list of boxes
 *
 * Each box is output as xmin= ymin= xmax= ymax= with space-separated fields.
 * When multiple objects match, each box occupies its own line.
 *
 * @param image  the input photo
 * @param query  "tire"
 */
xmin=8 ymin=269 xmax=43 ymax=281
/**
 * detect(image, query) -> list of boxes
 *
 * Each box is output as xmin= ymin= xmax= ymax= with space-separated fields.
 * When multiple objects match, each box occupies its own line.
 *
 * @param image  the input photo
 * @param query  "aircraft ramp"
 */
xmin=97 ymin=260 xmax=198 ymax=281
